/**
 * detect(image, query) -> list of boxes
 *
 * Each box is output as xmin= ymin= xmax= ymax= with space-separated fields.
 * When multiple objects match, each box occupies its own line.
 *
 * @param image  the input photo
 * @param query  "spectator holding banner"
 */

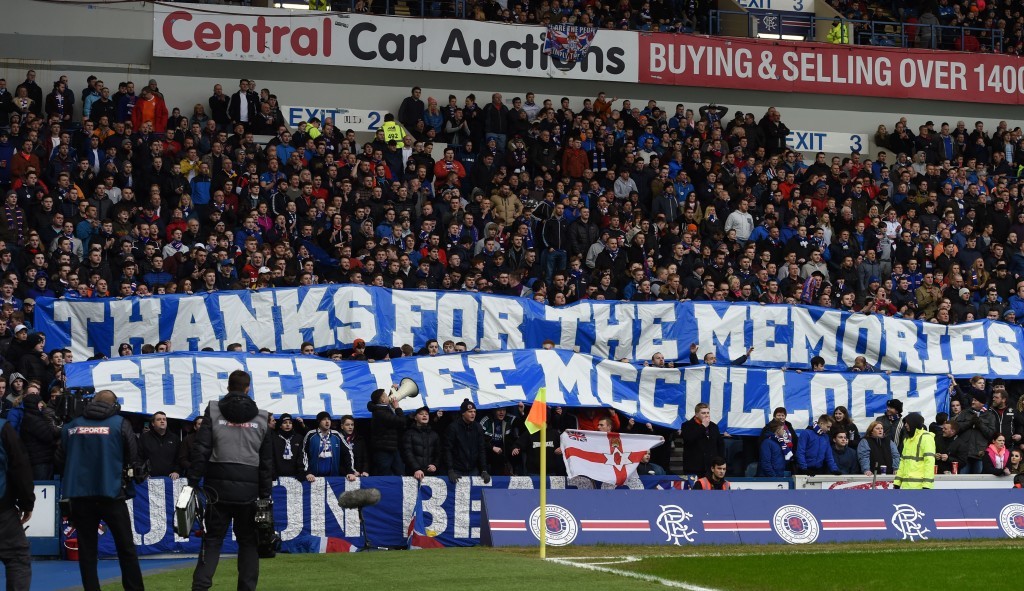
xmin=688 ymin=344 xmax=753 ymax=366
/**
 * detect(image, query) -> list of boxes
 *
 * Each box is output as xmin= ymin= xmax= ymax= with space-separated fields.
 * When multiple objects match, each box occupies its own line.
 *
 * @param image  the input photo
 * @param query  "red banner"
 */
xmin=639 ymin=33 xmax=1024 ymax=105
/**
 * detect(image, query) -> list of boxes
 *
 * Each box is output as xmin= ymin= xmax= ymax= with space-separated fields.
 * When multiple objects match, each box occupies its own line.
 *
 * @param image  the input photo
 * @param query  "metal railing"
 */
xmin=277 ymin=3 xmax=1005 ymax=52
xmin=709 ymin=9 xmax=1004 ymax=53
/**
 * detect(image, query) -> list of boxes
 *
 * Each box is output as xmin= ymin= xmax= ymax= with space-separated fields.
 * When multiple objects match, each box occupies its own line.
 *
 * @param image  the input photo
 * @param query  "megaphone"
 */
xmin=390 ymin=378 xmax=420 ymax=404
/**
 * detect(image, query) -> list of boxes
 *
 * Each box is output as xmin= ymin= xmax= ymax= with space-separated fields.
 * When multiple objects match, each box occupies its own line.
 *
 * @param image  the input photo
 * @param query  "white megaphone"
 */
xmin=390 ymin=378 xmax=420 ymax=404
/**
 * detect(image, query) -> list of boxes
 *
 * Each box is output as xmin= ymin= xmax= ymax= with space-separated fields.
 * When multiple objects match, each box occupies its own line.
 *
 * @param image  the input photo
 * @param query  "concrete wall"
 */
xmin=5 ymin=0 xmax=1024 ymax=159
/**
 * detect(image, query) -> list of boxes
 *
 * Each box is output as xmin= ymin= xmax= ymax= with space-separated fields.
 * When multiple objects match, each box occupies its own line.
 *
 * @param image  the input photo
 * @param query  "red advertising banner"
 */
xmin=639 ymin=33 xmax=1024 ymax=105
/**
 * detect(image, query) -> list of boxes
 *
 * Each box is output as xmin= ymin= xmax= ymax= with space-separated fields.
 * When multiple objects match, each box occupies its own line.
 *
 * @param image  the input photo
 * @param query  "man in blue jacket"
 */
xmin=796 ymin=414 xmax=840 ymax=476
xmin=302 ymin=411 xmax=344 ymax=480
xmin=56 ymin=390 xmax=144 ymax=591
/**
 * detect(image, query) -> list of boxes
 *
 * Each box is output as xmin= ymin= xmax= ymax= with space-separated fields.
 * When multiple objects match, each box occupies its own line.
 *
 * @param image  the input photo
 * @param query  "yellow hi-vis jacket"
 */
xmin=893 ymin=430 xmax=935 ymax=489
xmin=827 ymin=22 xmax=850 ymax=44
xmin=381 ymin=121 xmax=406 ymax=143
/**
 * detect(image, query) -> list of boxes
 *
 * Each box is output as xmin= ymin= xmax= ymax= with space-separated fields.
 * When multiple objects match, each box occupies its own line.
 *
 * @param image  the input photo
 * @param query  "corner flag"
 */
xmin=525 ymin=388 xmax=547 ymax=434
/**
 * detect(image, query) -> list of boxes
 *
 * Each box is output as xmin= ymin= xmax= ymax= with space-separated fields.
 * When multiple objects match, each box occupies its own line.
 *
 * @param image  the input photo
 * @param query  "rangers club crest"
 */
xmin=772 ymin=505 xmax=820 ymax=544
xmin=529 ymin=504 xmax=579 ymax=546
xmin=999 ymin=503 xmax=1024 ymax=538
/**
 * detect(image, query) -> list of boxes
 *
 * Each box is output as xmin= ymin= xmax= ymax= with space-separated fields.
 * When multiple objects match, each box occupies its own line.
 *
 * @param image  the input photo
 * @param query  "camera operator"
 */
xmin=56 ymin=389 xmax=144 ymax=591
xmin=188 ymin=369 xmax=273 ymax=591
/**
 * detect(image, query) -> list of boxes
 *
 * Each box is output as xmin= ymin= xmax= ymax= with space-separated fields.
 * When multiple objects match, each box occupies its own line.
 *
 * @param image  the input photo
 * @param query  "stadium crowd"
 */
xmin=1 ymin=67 xmax=1024 ymax=480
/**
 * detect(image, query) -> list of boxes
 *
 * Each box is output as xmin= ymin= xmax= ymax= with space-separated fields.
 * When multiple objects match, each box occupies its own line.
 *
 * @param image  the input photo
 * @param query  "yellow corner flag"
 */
xmin=524 ymin=388 xmax=547 ymax=434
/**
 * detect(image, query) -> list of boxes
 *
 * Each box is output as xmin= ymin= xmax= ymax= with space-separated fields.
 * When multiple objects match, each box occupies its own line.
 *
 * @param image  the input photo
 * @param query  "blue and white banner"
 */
xmin=97 ymin=475 xmax=787 ymax=556
xmin=65 ymin=350 xmax=949 ymax=434
xmin=38 ymin=286 xmax=1024 ymax=378
xmin=482 ymin=489 xmax=1024 ymax=547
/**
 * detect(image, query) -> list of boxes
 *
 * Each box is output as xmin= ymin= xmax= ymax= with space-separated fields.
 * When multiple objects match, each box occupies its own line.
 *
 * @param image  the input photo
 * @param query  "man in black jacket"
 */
xmin=227 ymin=79 xmax=256 ymax=130
xmin=270 ymin=413 xmax=304 ymax=479
xmin=189 ymin=370 xmax=273 ymax=591
xmin=0 ymin=412 xmax=34 ymax=591
xmin=402 ymin=407 xmax=441 ymax=480
xmin=542 ymin=203 xmax=570 ymax=282
xmin=367 ymin=388 xmax=406 ymax=476
xmin=445 ymin=399 xmax=490 ymax=483
xmin=139 ymin=410 xmax=180 ymax=478
xmin=18 ymin=393 xmax=59 ymax=480
xmin=679 ymin=403 xmax=725 ymax=475
xmin=568 ymin=207 xmax=600 ymax=258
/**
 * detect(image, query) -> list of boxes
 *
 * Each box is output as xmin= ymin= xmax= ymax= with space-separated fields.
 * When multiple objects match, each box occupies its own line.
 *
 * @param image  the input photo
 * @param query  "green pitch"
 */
xmin=142 ymin=540 xmax=1024 ymax=591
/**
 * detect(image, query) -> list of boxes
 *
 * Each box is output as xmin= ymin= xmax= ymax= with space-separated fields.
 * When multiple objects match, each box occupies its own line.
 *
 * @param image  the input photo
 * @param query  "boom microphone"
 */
xmin=337 ymin=488 xmax=382 ymax=509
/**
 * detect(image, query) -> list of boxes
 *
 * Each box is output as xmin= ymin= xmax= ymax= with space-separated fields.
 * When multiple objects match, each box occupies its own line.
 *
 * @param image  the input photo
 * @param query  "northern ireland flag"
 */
xmin=560 ymin=430 xmax=664 ymax=486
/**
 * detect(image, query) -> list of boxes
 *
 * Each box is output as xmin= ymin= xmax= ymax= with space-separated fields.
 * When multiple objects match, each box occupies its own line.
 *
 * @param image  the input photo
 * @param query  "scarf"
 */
xmin=986 ymin=445 xmax=1009 ymax=470
xmin=774 ymin=432 xmax=794 ymax=461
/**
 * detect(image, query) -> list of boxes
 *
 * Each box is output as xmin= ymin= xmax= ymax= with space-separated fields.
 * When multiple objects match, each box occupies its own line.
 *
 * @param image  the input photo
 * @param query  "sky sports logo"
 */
xmin=70 ymin=426 xmax=111 ymax=435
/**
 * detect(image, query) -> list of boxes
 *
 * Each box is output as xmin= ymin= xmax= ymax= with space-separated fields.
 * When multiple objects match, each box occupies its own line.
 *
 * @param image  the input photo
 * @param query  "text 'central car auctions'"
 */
xmin=154 ymin=3 xmax=634 ymax=81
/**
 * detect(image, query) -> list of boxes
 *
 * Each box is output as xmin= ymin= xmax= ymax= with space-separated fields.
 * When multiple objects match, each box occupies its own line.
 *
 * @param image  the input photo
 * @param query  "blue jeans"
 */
xmin=545 ymin=249 xmax=567 ymax=283
xmin=371 ymin=450 xmax=404 ymax=476
xmin=959 ymin=458 xmax=983 ymax=474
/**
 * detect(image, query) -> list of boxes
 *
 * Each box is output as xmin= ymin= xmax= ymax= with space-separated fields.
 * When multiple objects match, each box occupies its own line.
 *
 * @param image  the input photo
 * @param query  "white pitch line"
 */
xmin=547 ymin=556 xmax=723 ymax=591
xmin=585 ymin=557 xmax=644 ymax=566
xmin=618 ymin=544 xmax=987 ymax=557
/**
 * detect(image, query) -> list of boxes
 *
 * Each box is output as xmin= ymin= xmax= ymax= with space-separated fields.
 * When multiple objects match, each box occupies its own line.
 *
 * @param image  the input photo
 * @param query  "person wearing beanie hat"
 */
xmin=271 ymin=413 xmax=305 ymax=479
xmin=367 ymin=387 xmax=406 ymax=475
xmin=445 ymin=398 xmax=490 ymax=484
xmin=302 ymin=411 xmax=344 ymax=480
xmin=877 ymin=398 xmax=906 ymax=450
